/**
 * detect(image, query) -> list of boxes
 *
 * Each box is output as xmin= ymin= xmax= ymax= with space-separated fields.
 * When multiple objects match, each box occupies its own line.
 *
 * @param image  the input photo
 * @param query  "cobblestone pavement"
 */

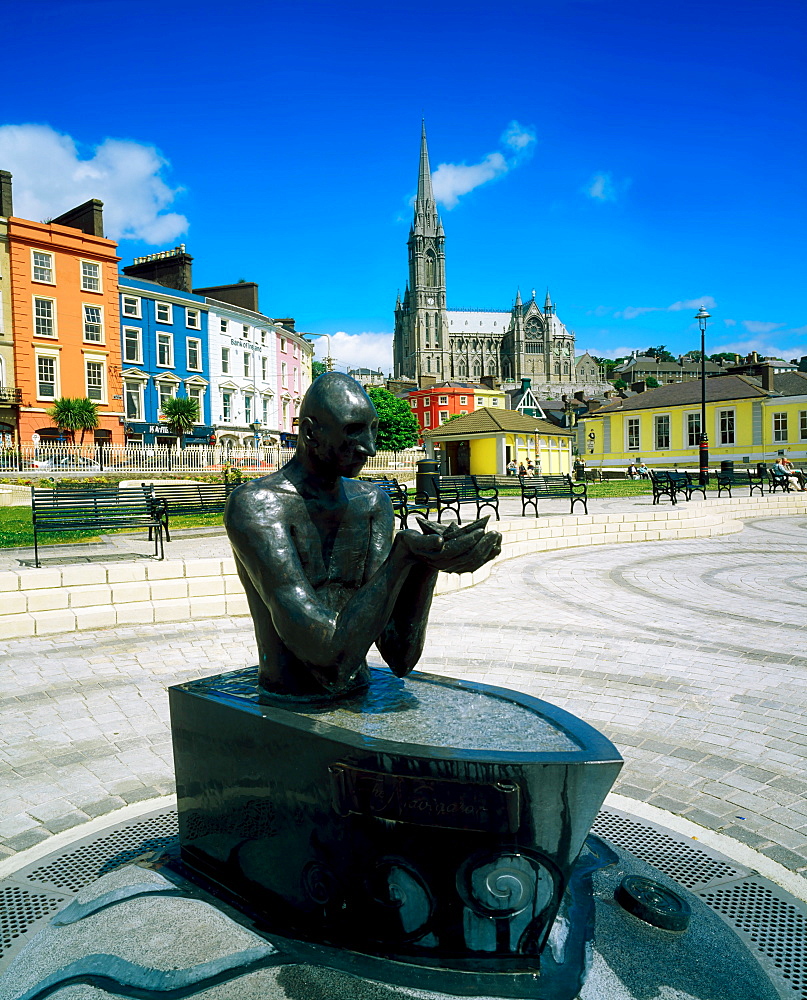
xmin=1 ymin=513 xmax=806 ymax=880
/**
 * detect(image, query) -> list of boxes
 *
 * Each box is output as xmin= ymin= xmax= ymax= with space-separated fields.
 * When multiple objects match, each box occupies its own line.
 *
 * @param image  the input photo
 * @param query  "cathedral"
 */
xmin=393 ymin=125 xmax=601 ymax=394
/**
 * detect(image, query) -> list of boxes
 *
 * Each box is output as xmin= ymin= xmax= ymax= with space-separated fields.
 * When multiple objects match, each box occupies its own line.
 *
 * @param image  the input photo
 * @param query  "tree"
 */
xmin=74 ymin=398 xmax=100 ymax=444
xmin=47 ymin=398 xmax=83 ymax=443
xmin=365 ymin=387 xmax=419 ymax=451
xmin=708 ymin=352 xmax=738 ymax=364
xmin=161 ymin=396 xmax=199 ymax=448
xmin=645 ymin=376 xmax=660 ymax=388
xmin=645 ymin=345 xmax=675 ymax=363
xmin=311 ymin=361 xmax=327 ymax=378
xmin=612 ymin=379 xmax=628 ymax=391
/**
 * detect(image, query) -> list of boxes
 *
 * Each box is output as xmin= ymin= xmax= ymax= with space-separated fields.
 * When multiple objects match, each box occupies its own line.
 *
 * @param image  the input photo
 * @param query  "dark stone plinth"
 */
xmin=170 ymin=667 xmax=622 ymax=996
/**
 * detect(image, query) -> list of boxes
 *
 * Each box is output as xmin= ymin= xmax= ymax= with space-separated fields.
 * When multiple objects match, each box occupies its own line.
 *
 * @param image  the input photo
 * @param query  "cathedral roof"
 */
xmin=446 ymin=310 xmax=510 ymax=335
xmin=425 ymin=407 xmax=571 ymax=439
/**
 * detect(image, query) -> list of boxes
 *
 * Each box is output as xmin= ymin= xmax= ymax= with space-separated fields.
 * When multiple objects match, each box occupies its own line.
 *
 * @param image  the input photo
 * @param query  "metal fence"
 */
xmin=0 ymin=444 xmax=420 ymax=479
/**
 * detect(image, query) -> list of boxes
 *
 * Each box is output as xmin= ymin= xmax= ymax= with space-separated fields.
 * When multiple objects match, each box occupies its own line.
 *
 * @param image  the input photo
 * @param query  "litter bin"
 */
xmin=721 ymin=460 xmax=734 ymax=475
xmin=416 ymin=458 xmax=440 ymax=502
xmin=756 ymin=462 xmax=767 ymax=478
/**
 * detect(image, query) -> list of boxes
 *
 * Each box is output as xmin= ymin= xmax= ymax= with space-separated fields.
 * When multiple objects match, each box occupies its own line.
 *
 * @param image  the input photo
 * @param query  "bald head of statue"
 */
xmin=296 ymin=372 xmax=379 ymax=481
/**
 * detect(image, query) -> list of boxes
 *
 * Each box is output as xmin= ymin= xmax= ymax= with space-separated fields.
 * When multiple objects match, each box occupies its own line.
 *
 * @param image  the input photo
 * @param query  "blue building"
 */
xmin=118 ymin=274 xmax=214 ymax=447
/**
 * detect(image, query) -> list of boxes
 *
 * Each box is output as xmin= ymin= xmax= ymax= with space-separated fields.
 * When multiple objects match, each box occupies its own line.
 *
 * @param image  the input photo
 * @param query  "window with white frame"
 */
xmin=122 ymin=295 xmax=141 ymax=318
xmin=187 ymin=384 xmax=204 ymax=421
xmin=800 ymin=410 xmax=807 ymax=441
xmin=83 ymin=305 xmax=103 ymax=342
xmin=126 ymin=326 xmax=144 ymax=366
xmin=243 ymin=325 xmax=250 ymax=338
xmin=654 ymin=414 xmax=670 ymax=450
xmin=36 ymin=354 xmax=58 ymax=398
xmin=773 ymin=412 xmax=788 ymax=443
xmin=438 ymin=395 xmax=448 ymax=405
xmin=282 ymin=400 xmax=289 ymax=425
xmin=459 ymin=396 xmax=467 ymax=405
xmin=281 ymin=362 xmax=287 ymax=384
xmin=220 ymin=318 xmax=228 ymax=333
xmin=439 ymin=410 xmax=449 ymax=423
xmin=423 ymin=396 xmax=430 ymax=406
xmin=244 ymin=352 xmax=251 ymax=377
xmin=718 ymin=409 xmax=735 ymax=445
xmin=80 ymin=261 xmax=101 ymax=292
xmin=34 ymin=297 xmax=56 ymax=337
xmin=186 ymin=338 xmax=202 ymax=371
xmin=261 ymin=357 xmax=268 ymax=380
xmin=476 ymin=397 xmax=484 ymax=406
xmin=221 ymin=347 xmax=230 ymax=373
xmin=157 ymin=332 xmax=173 ymax=367
xmin=262 ymin=397 xmax=270 ymax=423
xmin=686 ymin=412 xmax=701 ymax=447
xmin=85 ymin=360 xmax=105 ymax=401
xmin=491 ymin=398 xmax=499 ymax=406
xmin=156 ymin=301 xmax=172 ymax=324
xmin=410 ymin=400 xmax=417 ymax=409
xmin=186 ymin=308 xmax=200 ymax=329
xmin=424 ymin=412 xmax=431 ymax=427
xmin=157 ymin=380 xmax=177 ymax=412
xmin=627 ymin=417 xmax=640 ymax=450
xmin=124 ymin=381 xmax=144 ymax=420
xmin=280 ymin=337 xmax=287 ymax=352
xmin=32 ymin=251 xmax=54 ymax=283
xmin=261 ymin=330 xmax=267 ymax=344
xmin=222 ymin=391 xmax=233 ymax=422
xmin=244 ymin=394 xmax=253 ymax=424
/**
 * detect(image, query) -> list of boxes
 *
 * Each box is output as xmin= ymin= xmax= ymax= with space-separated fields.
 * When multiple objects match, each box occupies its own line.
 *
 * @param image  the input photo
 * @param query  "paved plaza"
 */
xmin=1 ymin=511 xmax=806 ymax=887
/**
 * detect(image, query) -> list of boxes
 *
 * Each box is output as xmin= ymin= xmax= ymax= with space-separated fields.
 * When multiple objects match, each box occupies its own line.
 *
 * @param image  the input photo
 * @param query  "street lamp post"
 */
xmin=695 ymin=307 xmax=711 ymax=486
xmin=303 ymin=333 xmax=333 ymax=373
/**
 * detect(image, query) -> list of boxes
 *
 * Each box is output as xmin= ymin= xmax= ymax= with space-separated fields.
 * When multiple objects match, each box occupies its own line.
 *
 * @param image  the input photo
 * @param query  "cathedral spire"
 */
xmin=416 ymin=120 xmax=436 ymax=217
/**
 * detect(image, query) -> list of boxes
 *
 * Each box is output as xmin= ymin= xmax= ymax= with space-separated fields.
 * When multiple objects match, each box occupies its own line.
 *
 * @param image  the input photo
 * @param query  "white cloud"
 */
xmin=311 ymin=331 xmax=393 ymax=375
xmin=615 ymin=295 xmax=717 ymax=320
xmin=742 ymin=320 xmax=784 ymax=335
xmin=585 ymin=173 xmax=616 ymax=202
xmin=723 ymin=318 xmax=737 ymax=327
xmin=429 ymin=120 xmax=536 ymax=210
xmin=712 ymin=333 xmax=807 ymax=363
xmin=0 ymin=124 xmax=188 ymax=243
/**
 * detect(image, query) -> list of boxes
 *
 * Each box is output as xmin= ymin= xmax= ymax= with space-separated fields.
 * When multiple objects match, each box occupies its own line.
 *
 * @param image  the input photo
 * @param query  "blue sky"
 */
xmin=2 ymin=0 xmax=805 ymax=373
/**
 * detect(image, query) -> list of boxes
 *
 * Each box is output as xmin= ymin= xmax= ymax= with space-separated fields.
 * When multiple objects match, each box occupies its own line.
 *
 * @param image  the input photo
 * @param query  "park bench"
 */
xmin=144 ymin=481 xmax=238 ymax=541
xmin=515 ymin=474 xmax=588 ymax=516
xmin=424 ymin=475 xmax=500 ymax=524
xmin=768 ymin=468 xmax=795 ymax=494
xmin=715 ymin=469 xmax=765 ymax=497
xmin=650 ymin=471 xmax=705 ymax=505
xmin=31 ymin=485 xmax=163 ymax=567
xmin=361 ymin=476 xmax=431 ymax=530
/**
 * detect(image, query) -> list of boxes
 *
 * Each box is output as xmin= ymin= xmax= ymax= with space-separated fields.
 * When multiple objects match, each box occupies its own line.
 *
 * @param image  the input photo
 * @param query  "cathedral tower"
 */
xmin=393 ymin=124 xmax=450 ymax=380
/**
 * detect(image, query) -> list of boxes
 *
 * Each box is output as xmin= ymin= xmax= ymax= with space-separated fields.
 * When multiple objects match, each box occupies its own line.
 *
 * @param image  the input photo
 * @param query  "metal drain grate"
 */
xmin=592 ymin=809 xmax=746 ymax=888
xmin=24 ymin=812 xmax=178 ymax=893
xmin=699 ymin=880 xmax=807 ymax=999
xmin=0 ymin=885 xmax=66 ymax=958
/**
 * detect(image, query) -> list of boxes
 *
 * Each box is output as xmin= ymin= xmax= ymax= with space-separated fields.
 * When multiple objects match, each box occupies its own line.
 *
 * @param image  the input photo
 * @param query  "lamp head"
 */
xmin=695 ymin=306 xmax=711 ymax=329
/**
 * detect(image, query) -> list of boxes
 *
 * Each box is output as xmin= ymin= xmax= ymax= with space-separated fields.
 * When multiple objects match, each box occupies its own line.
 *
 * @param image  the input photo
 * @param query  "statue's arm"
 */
xmin=375 ymin=560 xmax=439 ymax=677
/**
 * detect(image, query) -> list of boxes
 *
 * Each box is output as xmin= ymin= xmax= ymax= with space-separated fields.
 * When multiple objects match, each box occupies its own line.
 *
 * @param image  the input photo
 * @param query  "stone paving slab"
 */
xmin=0 ymin=512 xmax=806 ymax=882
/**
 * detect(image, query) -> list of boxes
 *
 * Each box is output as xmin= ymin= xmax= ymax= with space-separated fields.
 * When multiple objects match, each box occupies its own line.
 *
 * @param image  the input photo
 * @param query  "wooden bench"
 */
xmin=31 ymin=486 xmax=163 ymax=567
xmin=426 ymin=475 xmax=500 ymax=524
xmin=716 ymin=469 xmax=765 ymax=497
xmin=768 ymin=468 xmax=795 ymax=494
xmin=650 ymin=471 xmax=705 ymax=505
xmin=517 ymin=474 xmax=588 ymax=516
xmin=144 ymin=482 xmax=237 ymax=541
xmin=361 ymin=476 xmax=431 ymax=530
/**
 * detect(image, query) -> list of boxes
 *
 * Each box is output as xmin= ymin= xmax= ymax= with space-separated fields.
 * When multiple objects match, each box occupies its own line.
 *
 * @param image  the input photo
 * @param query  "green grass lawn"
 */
xmin=0 ymin=506 xmax=225 ymax=550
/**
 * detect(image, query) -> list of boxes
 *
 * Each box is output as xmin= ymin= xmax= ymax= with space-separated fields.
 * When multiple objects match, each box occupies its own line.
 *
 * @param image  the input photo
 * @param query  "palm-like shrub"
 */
xmin=74 ymin=398 xmax=100 ymax=444
xmin=47 ymin=398 xmax=83 ymax=443
xmin=161 ymin=396 xmax=199 ymax=448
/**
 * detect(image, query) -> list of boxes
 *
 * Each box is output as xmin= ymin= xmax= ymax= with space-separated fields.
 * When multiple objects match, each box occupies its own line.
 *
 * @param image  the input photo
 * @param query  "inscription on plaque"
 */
xmin=329 ymin=764 xmax=521 ymax=833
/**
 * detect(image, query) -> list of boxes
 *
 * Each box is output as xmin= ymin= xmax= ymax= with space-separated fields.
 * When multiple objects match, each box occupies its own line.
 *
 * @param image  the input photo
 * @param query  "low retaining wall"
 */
xmin=0 ymin=494 xmax=804 ymax=640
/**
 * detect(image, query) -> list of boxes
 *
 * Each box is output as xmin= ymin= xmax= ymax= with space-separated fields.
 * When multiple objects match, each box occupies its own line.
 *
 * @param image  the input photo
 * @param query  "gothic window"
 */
xmin=425 ymin=250 xmax=435 ymax=285
xmin=563 ymin=363 xmax=569 ymax=375
xmin=427 ymin=358 xmax=432 ymax=373
xmin=503 ymin=362 xmax=512 ymax=379
xmin=554 ymin=363 xmax=561 ymax=375
xmin=473 ymin=361 xmax=481 ymax=377
xmin=487 ymin=361 xmax=496 ymax=376
xmin=458 ymin=360 xmax=468 ymax=377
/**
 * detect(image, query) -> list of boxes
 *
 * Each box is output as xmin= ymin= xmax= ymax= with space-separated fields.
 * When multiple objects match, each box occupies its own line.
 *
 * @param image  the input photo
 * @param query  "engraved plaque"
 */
xmin=329 ymin=763 xmax=521 ymax=833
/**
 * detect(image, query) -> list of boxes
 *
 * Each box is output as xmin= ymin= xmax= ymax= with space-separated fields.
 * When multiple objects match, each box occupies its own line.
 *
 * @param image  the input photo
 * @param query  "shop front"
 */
xmin=124 ymin=422 xmax=216 ymax=448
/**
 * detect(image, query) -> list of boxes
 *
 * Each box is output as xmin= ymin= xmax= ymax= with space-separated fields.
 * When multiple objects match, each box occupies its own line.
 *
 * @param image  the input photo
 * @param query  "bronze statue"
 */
xmin=224 ymin=373 xmax=501 ymax=699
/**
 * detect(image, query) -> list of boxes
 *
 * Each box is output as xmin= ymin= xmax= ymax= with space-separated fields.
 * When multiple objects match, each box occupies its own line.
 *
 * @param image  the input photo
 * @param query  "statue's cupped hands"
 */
xmin=395 ymin=516 xmax=502 ymax=575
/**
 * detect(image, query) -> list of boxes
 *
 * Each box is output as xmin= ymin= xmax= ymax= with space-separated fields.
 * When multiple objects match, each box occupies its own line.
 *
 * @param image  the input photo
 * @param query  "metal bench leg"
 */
xmin=34 ymin=526 xmax=40 ymax=569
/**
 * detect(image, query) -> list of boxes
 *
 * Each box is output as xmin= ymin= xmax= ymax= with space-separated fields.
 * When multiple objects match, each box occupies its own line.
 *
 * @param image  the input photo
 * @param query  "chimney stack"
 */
xmin=124 ymin=245 xmax=194 ymax=292
xmin=761 ymin=365 xmax=775 ymax=392
xmin=53 ymin=198 xmax=105 ymax=237
xmin=0 ymin=171 xmax=12 ymax=218
xmin=418 ymin=375 xmax=437 ymax=390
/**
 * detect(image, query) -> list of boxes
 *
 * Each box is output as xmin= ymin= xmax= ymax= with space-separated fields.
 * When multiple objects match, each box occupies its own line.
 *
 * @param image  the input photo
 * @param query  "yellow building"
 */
xmin=579 ymin=374 xmax=807 ymax=471
xmin=425 ymin=407 xmax=572 ymax=475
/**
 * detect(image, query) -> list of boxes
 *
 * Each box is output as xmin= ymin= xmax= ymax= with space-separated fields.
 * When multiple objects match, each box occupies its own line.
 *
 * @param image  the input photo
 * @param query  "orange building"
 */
xmin=9 ymin=200 xmax=124 ymax=445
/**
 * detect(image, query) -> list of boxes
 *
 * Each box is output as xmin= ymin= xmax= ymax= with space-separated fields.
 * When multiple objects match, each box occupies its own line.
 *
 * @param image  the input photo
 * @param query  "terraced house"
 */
xmin=579 ymin=372 xmax=807 ymax=471
xmin=8 ymin=195 xmax=124 ymax=445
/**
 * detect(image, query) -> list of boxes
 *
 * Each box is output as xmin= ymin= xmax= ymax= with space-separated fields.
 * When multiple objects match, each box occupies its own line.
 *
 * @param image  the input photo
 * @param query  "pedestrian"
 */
xmin=507 ymin=459 xmax=517 ymax=476
xmin=518 ymin=462 xmax=526 ymax=477
xmin=782 ymin=458 xmax=807 ymax=490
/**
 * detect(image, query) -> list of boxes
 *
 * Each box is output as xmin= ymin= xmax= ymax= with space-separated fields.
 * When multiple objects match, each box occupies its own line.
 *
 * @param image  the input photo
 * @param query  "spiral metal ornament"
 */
xmin=366 ymin=861 xmax=433 ymax=940
xmin=302 ymin=862 xmax=338 ymax=905
xmin=460 ymin=852 xmax=555 ymax=918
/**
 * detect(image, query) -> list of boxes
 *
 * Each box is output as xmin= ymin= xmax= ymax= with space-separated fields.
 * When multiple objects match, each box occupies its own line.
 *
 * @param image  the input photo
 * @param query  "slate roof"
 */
xmin=773 ymin=371 xmax=807 ymax=395
xmin=425 ymin=407 xmax=571 ymax=439
xmin=593 ymin=375 xmax=771 ymax=413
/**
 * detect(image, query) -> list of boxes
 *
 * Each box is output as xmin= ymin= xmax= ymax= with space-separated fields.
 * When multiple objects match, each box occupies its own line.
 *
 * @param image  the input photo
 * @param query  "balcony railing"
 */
xmin=0 ymin=386 xmax=22 ymax=405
